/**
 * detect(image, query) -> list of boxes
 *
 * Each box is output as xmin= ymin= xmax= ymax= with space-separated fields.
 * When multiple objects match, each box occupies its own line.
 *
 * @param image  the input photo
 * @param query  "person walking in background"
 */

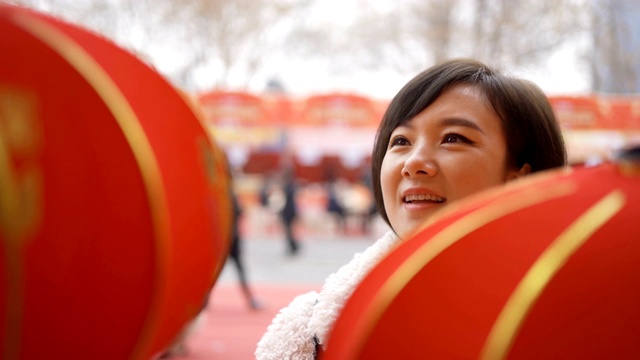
xmin=260 ymin=170 xmax=301 ymax=256
xmin=280 ymin=169 xmax=301 ymax=256
xmin=228 ymin=188 xmax=263 ymax=310
xmin=325 ymin=172 xmax=347 ymax=234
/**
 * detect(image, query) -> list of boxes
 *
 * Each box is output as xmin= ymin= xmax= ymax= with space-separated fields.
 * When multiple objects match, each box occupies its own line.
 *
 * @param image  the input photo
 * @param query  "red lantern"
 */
xmin=0 ymin=4 xmax=231 ymax=359
xmin=324 ymin=153 xmax=640 ymax=359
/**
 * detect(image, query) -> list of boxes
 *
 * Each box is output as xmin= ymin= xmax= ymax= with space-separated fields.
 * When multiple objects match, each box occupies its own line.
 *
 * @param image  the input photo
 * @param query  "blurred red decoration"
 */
xmin=0 ymin=4 xmax=231 ymax=359
xmin=324 ymin=153 xmax=640 ymax=359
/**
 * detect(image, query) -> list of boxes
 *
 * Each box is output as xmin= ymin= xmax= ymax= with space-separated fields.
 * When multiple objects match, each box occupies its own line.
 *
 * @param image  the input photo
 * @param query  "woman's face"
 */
xmin=380 ymin=84 xmax=525 ymax=239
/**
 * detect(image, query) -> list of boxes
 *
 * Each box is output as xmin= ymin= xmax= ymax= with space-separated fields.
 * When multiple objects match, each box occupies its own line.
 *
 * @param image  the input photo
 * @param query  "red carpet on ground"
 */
xmin=172 ymin=283 xmax=320 ymax=360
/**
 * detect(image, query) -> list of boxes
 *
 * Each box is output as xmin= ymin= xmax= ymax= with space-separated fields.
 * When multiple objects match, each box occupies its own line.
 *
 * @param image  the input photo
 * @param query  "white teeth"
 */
xmin=404 ymin=194 xmax=445 ymax=203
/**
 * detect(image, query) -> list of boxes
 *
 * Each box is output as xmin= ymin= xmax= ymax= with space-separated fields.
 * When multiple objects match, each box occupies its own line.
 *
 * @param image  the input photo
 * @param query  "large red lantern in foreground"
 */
xmin=0 ymin=4 xmax=231 ymax=359
xmin=324 ymin=151 xmax=640 ymax=359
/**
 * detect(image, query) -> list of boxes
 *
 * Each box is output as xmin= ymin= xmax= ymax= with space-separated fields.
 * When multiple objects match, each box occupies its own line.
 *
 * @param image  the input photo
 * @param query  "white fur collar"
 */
xmin=308 ymin=230 xmax=400 ymax=346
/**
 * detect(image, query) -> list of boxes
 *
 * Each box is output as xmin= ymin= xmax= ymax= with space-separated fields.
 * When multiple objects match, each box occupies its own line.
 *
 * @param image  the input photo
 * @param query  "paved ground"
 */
xmin=168 ymin=217 xmax=390 ymax=359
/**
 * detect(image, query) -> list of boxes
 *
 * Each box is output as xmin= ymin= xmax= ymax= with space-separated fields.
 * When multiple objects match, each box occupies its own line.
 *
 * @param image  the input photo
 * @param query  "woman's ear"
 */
xmin=507 ymin=163 xmax=531 ymax=181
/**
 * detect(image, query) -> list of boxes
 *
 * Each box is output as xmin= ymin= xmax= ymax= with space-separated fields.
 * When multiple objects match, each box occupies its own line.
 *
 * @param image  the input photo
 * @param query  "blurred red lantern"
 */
xmin=0 ymin=4 xmax=231 ymax=359
xmin=324 ymin=151 xmax=640 ymax=359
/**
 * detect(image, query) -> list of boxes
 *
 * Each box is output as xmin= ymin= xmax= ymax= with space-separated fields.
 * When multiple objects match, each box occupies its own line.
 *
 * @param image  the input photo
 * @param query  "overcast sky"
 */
xmin=12 ymin=0 xmax=593 ymax=100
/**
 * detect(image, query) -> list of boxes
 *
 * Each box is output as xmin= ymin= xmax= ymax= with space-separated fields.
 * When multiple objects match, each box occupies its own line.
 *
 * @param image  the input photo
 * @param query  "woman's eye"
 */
xmin=389 ymin=136 xmax=410 ymax=147
xmin=442 ymin=133 xmax=472 ymax=144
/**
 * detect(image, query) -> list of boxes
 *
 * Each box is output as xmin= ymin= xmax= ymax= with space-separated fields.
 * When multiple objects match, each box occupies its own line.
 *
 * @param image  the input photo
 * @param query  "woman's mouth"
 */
xmin=403 ymin=193 xmax=446 ymax=204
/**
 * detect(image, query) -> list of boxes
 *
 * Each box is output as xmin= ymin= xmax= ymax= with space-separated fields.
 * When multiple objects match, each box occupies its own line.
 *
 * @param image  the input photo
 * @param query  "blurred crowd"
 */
xmin=232 ymin=170 xmax=380 ymax=243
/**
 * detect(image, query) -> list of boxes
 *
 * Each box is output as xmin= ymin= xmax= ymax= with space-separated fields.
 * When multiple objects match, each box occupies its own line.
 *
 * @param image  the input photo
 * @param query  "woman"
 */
xmin=255 ymin=59 xmax=567 ymax=359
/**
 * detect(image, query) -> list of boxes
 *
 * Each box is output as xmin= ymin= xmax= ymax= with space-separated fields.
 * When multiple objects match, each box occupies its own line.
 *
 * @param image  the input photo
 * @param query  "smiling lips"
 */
xmin=403 ymin=193 xmax=446 ymax=204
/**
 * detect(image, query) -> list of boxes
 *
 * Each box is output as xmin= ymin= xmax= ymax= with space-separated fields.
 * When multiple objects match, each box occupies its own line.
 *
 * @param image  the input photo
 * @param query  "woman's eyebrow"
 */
xmin=394 ymin=122 xmax=414 ymax=131
xmin=440 ymin=117 xmax=485 ymax=134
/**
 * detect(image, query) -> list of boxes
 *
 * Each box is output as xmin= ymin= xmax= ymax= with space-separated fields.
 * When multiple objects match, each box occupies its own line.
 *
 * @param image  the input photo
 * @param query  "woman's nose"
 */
xmin=402 ymin=148 xmax=437 ymax=177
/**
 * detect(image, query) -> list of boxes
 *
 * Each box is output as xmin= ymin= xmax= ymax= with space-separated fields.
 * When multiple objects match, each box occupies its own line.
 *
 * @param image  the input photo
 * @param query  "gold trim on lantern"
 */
xmin=348 ymin=180 xmax=577 ymax=359
xmin=0 ymin=86 xmax=43 ymax=243
xmin=0 ymin=104 xmax=23 ymax=360
xmin=13 ymin=13 xmax=172 ymax=360
xmin=480 ymin=189 xmax=625 ymax=360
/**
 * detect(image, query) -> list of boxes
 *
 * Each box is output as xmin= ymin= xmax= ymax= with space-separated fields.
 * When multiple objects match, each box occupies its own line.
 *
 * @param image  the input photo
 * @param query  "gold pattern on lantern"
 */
xmin=0 ymin=85 xmax=43 ymax=360
xmin=0 ymin=85 xmax=43 ymax=243
xmin=618 ymin=159 xmax=640 ymax=177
